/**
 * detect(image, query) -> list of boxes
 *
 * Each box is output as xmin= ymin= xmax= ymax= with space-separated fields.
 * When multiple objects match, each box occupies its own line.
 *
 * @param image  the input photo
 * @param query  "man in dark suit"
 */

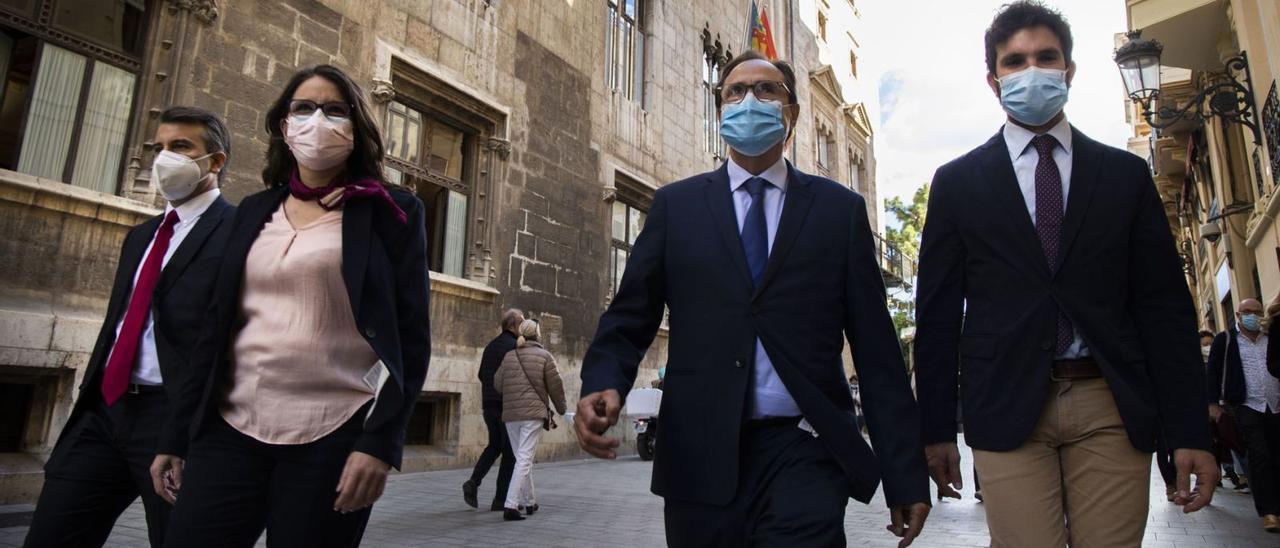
xmin=913 ymin=3 xmax=1217 ymax=546
xmin=574 ymin=50 xmax=931 ymax=547
xmin=462 ymin=308 xmax=523 ymax=510
xmin=24 ymin=106 xmax=236 ymax=547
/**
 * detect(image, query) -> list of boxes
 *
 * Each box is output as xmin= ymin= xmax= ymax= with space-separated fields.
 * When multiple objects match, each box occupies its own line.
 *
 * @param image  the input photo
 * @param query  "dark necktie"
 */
xmin=741 ymin=177 xmax=771 ymax=286
xmin=1032 ymin=134 xmax=1073 ymax=355
xmin=101 ymin=210 xmax=180 ymax=404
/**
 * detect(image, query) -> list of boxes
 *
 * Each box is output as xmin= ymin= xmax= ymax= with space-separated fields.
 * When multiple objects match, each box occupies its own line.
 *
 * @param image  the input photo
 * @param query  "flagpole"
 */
xmin=743 ymin=0 xmax=756 ymax=55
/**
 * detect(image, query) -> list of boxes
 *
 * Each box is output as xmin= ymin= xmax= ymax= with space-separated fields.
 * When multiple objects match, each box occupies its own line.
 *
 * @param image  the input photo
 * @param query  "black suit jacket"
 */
xmin=581 ymin=161 xmax=929 ymax=507
xmin=914 ymin=126 xmax=1211 ymax=454
xmin=1206 ymin=327 xmax=1251 ymax=407
xmin=166 ymin=187 xmax=431 ymax=468
xmin=55 ymin=195 xmax=235 ymax=460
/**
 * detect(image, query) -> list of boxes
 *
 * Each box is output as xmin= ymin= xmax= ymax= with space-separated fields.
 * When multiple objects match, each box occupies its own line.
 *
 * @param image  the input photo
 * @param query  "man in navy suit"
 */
xmin=24 ymin=107 xmax=236 ymax=548
xmin=574 ymin=50 xmax=931 ymax=547
xmin=913 ymin=2 xmax=1218 ymax=545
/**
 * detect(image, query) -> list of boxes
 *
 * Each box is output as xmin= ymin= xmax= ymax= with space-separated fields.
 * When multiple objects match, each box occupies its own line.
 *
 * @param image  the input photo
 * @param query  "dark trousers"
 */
xmin=24 ymin=391 xmax=171 ymax=548
xmin=663 ymin=420 xmax=850 ymax=547
xmin=1237 ymin=405 xmax=1280 ymax=516
xmin=162 ymin=413 xmax=371 ymax=547
xmin=468 ymin=406 xmax=515 ymax=509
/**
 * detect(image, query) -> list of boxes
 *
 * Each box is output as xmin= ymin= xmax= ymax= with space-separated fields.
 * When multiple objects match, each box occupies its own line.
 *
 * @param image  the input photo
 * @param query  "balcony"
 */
xmin=874 ymin=233 xmax=913 ymax=288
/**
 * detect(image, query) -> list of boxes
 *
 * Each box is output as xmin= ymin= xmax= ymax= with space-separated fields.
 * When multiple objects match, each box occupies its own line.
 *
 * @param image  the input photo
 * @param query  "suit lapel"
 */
xmin=753 ymin=161 xmax=815 ymax=300
xmin=155 ymin=197 xmax=231 ymax=296
xmin=703 ymin=164 xmax=755 ymax=291
xmin=979 ymin=131 xmax=1049 ymax=274
xmin=342 ymin=197 xmax=371 ymax=321
xmin=1056 ymin=127 xmax=1102 ymax=277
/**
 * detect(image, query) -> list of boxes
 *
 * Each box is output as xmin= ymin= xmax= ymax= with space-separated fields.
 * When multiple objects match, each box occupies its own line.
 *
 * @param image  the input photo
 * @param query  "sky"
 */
xmin=859 ymin=0 xmax=1133 ymax=205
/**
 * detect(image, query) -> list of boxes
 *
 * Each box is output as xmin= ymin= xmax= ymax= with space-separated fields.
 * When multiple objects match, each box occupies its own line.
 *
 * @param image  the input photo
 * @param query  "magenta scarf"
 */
xmin=287 ymin=170 xmax=407 ymax=224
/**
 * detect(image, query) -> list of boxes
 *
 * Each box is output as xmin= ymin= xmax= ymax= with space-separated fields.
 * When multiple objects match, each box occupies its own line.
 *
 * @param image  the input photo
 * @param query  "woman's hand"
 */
xmin=334 ymin=450 xmax=390 ymax=513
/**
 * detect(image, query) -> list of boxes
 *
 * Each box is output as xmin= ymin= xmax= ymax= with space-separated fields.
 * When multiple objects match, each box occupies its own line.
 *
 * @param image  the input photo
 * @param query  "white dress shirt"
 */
xmin=113 ymin=188 xmax=222 ymax=385
xmin=726 ymin=155 xmax=802 ymax=418
xmin=1003 ymin=118 xmax=1089 ymax=359
xmin=1237 ymin=328 xmax=1280 ymax=414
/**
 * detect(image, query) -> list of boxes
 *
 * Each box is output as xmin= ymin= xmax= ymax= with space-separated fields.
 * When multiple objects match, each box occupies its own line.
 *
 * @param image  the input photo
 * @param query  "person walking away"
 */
xmin=463 ymin=309 xmax=524 ymax=510
xmin=914 ymin=3 xmax=1217 ymax=546
xmin=493 ymin=319 xmax=567 ymax=521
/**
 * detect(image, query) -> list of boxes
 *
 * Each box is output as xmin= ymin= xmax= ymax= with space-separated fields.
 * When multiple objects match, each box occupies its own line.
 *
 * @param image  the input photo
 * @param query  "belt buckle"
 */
xmin=127 ymin=384 xmax=141 ymax=395
xmin=1050 ymin=363 xmax=1072 ymax=382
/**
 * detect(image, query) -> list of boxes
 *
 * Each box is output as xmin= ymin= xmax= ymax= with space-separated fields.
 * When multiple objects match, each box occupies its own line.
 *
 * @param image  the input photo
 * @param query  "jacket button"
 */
xmin=365 ymin=328 xmax=377 ymax=338
xmin=1040 ymin=339 xmax=1052 ymax=351
xmin=735 ymin=359 xmax=745 ymax=368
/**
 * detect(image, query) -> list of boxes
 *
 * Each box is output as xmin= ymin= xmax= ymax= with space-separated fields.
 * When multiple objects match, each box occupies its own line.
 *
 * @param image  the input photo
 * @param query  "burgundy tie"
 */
xmin=101 ymin=210 xmax=179 ymax=404
xmin=1031 ymin=134 xmax=1073 ymax=355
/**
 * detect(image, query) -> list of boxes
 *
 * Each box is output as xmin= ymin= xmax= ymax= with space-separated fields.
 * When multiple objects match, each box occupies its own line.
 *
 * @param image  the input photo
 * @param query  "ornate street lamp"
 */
xmin=1115 ymin=30 xmax=1262 ymax=146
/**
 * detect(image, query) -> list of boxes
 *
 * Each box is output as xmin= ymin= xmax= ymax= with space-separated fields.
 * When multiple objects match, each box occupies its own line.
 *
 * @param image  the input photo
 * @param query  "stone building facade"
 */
xmin=1121 ymin=0 xmax=1280 ymax=332
xmin=0 ymin=0 xmax=893 ymax=503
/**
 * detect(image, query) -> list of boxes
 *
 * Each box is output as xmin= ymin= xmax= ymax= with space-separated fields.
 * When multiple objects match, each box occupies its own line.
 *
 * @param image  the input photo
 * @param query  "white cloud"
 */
xmin=861 ymin=0 xmax=1132 ymax=204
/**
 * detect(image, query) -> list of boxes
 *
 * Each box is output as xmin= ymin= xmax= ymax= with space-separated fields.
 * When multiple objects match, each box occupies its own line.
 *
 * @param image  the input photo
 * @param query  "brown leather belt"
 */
xmin=1051 ymin=358 xmax=1103 ymax=380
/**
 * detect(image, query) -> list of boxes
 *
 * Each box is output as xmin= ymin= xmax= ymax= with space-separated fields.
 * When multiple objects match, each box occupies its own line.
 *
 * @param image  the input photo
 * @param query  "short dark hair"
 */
xmin=262 ymin=65 xmax=388 ymax=189
xmin=1198 ymin=330 xmax=1215 ymax=339
xmin=159 ymin=106 xmax=231 ymax=182
xmin=714 ymin=50 xmax=798 ymax=110
xmin=984 ymin=1 xmax=1073 ymax=74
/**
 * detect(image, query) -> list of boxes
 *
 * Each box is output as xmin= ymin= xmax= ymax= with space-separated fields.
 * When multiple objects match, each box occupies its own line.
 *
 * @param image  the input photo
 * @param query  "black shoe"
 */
xmin=462 ymin=480 xmax=478 ymax=509
xmin=503 ymin=508 xmax=526 ymax=521
xmin=525 ymin=503 xmax=539 ymax=515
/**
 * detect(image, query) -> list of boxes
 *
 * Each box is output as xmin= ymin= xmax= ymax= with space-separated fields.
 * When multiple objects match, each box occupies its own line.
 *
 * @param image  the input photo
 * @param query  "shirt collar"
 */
xmin=727 ymin=155 xmax=789 ymax=193
xmin=166 ymin=187 xmax=221 ymax=223
xmin=1003 ymin=116 xmax=1073 ymax=163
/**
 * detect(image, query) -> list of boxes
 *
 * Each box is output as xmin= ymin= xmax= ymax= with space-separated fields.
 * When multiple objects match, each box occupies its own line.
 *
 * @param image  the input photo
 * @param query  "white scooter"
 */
xmin=625 ymin=387 xmax=663 ymax=461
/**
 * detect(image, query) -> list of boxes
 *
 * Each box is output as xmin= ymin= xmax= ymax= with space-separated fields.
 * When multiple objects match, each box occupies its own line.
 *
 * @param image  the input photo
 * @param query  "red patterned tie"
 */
xmin=1032 ymin=134 xmax=1073 ymax=355
xmin=101 ymin=210 xmax=180 ymax=405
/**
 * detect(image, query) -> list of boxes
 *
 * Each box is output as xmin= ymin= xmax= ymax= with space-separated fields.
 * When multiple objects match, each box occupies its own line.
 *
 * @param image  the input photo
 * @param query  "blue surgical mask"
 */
xmin=1242 ymin=314 xmax=1263 ymax=332
xmin=997 ymin=66 xmax=1069 ymax=127
xmin=719 ymin=94 xmax=788 ymax=157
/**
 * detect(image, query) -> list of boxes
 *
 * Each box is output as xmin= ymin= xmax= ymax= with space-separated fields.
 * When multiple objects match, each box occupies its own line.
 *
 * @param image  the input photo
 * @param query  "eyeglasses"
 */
xmin=288 ymin=99 xmax=352 ymax=120
xmin=716 ymin=80 xmax=791 ymax=104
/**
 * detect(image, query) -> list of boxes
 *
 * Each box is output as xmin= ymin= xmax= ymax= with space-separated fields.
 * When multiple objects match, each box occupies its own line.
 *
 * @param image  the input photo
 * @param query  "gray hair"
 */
xmin=501 ymin=308 xmax=524 ymax=332
xmin=159 ymin=106 xmax=231 ymax=182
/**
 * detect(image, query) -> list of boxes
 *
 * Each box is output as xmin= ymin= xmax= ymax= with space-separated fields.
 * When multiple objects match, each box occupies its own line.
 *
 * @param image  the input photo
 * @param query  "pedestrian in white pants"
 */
xmin=504 ymin=420 xmax=542 ymax=510
xmin=492 ymin=319 xmax=567 ymax=521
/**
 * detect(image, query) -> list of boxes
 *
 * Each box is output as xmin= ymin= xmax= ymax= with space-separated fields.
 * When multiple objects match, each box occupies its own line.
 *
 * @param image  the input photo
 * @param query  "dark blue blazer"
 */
xmin=53 ymin=195 xmax=235 ymax=465
xmin=166 ymin=186 xmax=431 ymax=468
xmin=581 ymin=161 xmax=929 ymax=507
xmin=914 ymin=127 xmax=1211 ymax=454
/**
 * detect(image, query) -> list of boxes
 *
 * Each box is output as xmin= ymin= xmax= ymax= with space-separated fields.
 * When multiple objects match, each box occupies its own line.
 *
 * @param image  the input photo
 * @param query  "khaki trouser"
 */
xmin=973 ymin=377 xmax=1151 ymax=548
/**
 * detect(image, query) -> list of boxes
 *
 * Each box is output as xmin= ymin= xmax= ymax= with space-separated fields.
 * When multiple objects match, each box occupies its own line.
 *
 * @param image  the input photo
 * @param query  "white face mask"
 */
xmin=152 ymin=150 xmax=214 ymax=202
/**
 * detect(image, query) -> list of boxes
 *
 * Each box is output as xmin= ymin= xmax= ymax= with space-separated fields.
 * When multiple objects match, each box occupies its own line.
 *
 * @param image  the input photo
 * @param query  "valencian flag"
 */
xmin=748 ymin=0 xmax=778 ymax=60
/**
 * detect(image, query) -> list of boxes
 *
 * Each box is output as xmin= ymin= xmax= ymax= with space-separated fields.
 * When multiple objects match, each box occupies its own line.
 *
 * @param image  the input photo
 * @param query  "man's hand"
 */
xmin=574 ymin=389 xmax=622 ymax=459
xmin=1173 ymin=448 xmax=1218 ymax=513
xmin=886 ymin=503 xmax=930 ymax=548
xmin=334 ymin=451 xmax=390 ymax=513
xmin=1208 ymin=404 xmax=1222 ymax=422
xmin=149 ymin=454 xmax=184 ymax=504
xmin=924 ymin=442 xmax=962 ymax=499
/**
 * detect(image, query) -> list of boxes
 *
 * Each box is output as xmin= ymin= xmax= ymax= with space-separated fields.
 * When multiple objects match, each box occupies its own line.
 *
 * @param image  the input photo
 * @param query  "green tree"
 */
xmin=883 ymin=184 xmax=929 ymax=333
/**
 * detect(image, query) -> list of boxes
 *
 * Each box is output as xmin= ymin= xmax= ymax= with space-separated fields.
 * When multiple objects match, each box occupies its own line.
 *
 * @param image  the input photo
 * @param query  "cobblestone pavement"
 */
xmin=1 ymin=440 xmax=1275 ymax=547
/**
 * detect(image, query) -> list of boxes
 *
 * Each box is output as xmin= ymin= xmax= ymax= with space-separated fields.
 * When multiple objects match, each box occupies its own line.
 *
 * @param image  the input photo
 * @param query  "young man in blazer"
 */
xmin=913 ymin=2 xmax=1218 ymax=545
xmin=575 ymin=50 xmax=931 ymax=547
xmin=24 ymin=106 xmax=236 ymax=547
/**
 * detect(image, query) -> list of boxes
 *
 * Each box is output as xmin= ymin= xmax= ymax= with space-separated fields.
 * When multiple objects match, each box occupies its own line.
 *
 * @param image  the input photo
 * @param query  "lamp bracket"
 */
xmin=1132 ymin=52 xmax=1262 ymax=146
